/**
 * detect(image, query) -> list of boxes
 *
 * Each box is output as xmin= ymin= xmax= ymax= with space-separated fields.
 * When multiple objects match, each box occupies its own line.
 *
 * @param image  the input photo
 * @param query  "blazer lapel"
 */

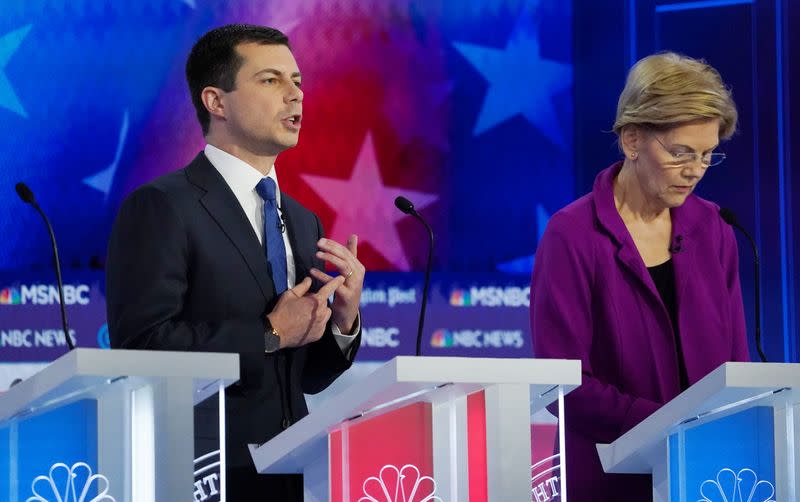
xmin=280 ymin=193 xmax=316 ymax=281
xmin=593 ymin=163 xmax=662 ymax=301
xmin=615 ymin=242 xmax=662 ymax=300
xmin=185 ymin=153 xmax=276 ymax=301
xmin=670 ymin=199 xmax=699 ymax=333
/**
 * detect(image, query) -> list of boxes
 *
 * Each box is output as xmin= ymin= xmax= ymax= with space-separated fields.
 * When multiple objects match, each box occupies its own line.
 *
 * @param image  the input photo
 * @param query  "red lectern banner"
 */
xmin=330 ymin=402 xmax=435 ymax=502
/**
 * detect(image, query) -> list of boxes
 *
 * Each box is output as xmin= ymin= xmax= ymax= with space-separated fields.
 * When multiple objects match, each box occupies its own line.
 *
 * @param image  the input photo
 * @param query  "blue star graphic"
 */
xmin=495 ymin=204 xmax=550 ymax=274
xmin=454 ymin=20 xmax=571 ymax=147
xmin=0 ymin=25 xmax=32 ymax=118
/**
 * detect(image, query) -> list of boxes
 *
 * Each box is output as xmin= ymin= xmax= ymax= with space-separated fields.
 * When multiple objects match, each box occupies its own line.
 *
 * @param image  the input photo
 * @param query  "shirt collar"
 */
xmin=204 ymin=143 xmax=282 ymax=206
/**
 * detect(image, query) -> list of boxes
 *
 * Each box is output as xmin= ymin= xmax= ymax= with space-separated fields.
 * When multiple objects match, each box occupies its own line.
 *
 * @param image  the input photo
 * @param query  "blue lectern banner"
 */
xmin=2 ymin=399 xmax=100 ymax=502
xmin=669 ymin=406 xmax=776 ymax=502
xmin=0 ymin=426 xmax=8 ymax=499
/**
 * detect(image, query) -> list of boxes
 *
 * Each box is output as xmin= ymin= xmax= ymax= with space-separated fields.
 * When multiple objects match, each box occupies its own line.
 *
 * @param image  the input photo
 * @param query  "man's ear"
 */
xmin=201 ymin=86 xmax=226 ymax=121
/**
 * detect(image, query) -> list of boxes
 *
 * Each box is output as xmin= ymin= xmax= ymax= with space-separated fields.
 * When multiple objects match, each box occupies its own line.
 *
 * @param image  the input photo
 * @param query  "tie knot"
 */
xmin=256 ymin=177 xmax=278 ymax=202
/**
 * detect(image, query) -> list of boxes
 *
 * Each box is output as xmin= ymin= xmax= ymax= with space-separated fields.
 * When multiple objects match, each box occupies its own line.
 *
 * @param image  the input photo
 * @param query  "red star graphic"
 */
xmin=301 ymin=133 xmax=438 ymax=270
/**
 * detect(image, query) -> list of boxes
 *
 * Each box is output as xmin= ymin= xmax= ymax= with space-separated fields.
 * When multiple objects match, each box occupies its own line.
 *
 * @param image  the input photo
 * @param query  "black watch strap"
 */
xmin=264 ymin=317 xmax=280 ymax=353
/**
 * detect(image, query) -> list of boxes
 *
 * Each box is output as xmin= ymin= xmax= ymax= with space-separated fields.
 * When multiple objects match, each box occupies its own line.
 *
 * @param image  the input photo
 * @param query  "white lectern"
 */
xmin=598 ymin=362 xmax=799 ymax=502
xmin=0 ymin=348 xmax=239 ymax=502
xmin=250 ymin=356 xmax=581 ymax=501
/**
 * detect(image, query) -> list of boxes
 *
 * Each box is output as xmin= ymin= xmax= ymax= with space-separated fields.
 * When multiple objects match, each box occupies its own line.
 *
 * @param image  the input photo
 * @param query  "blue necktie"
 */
xmin=256 ymin=178 xmax=287 ymax=294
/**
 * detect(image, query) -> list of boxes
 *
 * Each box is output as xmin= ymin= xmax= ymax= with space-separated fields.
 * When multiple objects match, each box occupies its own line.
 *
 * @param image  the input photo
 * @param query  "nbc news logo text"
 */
xmin=1 ymin=329 xmax=76 ymax=348
xmin=449 ymin=286 xmax=530 ymax=308
xmin=430 ymin=329 xmax=525 ymax=349
xmin=0 ymin=284 xmax=90 ymax=306
xmin=361 ymin=327 xmax=400 ymax=348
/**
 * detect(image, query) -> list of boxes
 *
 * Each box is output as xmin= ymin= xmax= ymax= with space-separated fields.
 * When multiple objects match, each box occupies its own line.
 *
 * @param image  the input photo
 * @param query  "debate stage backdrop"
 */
xmin=0 ymin=0 xmax=572 ymax=383
xmin=1 ymin=0 xmax=799 ymax=388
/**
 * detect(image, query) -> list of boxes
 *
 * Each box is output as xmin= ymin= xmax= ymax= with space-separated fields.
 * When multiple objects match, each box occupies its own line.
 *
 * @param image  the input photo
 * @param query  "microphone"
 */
xmin=15 ymin=182 xmax=75 ymax=351
xmin=278 ymin=209 xmax=287 ymax=234
xmin=669 ymin=235 xmax=683 ymax=254
xmin=719 ymin=207 xmax=766 ymax=362
xmin=394 ymin=196 xmax=434 ymax=357
xmin=394 ymin=196 xmax=414 ymax=215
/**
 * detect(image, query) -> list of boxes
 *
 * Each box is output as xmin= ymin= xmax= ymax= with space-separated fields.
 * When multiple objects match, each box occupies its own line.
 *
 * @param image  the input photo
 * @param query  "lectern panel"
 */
xmin=324 ymin=386 xmax=567 ymax=501
xmin=1 ymin=376 xmax=227 ymax=501
xmin=531 ymin=408 xmax=563 ymax=502
xmin=669 ymin=406 xmax=776 ymax=502
xmin=2 ymin=399 xmax=101 ymax=502
xmin=330 ymin=402 xmax=435 ymax=502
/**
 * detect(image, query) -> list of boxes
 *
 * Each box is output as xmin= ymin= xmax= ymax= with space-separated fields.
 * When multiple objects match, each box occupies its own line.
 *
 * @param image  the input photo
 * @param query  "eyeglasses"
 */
xmin=651 ymin=134 xmax=727 ymax=168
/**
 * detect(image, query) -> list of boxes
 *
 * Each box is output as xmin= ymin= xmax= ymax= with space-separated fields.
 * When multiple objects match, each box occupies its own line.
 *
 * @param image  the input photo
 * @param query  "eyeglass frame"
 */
xmin=649 ymin=133 xmax=727 ymax=168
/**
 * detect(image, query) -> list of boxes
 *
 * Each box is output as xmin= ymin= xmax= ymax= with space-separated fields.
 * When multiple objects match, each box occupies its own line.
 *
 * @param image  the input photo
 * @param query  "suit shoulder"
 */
xmin=684 ymin=193 xmax=721 ymax=217
xmin=142 ymin=168 xmax=196 ymax=195
xmin=682 ymin=193 xmax=727 ymax=239
xmin=682 ymin=194 xmax=734 ymax=256
xmin=546 ymin=192 xmax=596 ymax=238
xmin=123 ymin=169 xmax=199 ymax=206
xmin=281 ymin=192 xmax=319 ymax=222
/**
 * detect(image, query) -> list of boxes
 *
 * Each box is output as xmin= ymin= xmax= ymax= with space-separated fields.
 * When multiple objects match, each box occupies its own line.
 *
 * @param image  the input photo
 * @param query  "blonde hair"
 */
xmin=613 ymin=52 xmax=738 ymax=140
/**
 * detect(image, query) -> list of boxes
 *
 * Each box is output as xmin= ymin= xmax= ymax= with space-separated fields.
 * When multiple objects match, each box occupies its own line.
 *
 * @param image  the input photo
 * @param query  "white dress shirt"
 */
xmin=204 ymin=144 xmax=358 ymax=350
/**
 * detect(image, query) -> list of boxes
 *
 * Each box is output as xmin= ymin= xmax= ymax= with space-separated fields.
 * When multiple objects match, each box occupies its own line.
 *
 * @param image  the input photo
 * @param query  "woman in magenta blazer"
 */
xmin=530 ymin=52 xmax=750 ymax=501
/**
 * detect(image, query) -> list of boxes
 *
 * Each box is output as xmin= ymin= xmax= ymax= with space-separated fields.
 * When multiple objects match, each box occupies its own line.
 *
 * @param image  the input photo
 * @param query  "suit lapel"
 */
xmin=281 ymin=193 xmax=316 ymax=281
xmin=185 ymin=153 xmax=276 ymax=301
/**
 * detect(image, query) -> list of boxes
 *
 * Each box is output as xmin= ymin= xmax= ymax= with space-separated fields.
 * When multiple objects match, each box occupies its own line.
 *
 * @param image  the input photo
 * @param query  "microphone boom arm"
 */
xmin=411 ymin=212 xmax=434 ymax=357
xmin=15 ymin=183 xmax=75 ymax=351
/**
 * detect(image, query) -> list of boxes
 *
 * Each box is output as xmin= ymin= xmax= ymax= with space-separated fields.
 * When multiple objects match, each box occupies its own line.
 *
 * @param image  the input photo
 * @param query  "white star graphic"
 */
xmin=83 ymin=110 xmax=129 ymax=201
xmin=0 ymin=24 xmax=32 ymax=118
xmin=301 ymin=133 xmax=438 ymax=271
xmin=453 ymin=11 xmax=571 ymax=147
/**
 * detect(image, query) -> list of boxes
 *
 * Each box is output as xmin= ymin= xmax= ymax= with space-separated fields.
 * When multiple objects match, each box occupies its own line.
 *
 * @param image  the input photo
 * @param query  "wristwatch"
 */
xmin=264 ymin=317 xmax=280 ymax=353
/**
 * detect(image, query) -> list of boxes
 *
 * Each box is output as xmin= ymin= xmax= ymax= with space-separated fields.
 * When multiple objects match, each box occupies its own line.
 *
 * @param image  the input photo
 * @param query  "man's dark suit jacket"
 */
xmin=106 ymin=152 xmax=360 ymax=497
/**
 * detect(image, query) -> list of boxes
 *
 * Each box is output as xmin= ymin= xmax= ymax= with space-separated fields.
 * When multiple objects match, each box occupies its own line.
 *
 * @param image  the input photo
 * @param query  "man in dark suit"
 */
xmin=105 ymin=24 xmax=364 ymax=500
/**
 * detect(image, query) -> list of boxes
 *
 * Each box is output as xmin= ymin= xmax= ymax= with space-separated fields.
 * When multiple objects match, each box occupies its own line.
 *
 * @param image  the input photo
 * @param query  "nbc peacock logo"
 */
xmin=699 ymin=468 xmax=775 ymax=502
xmin=358 ymin=464 xmax=441 ymax=502
xmin=0 ymin=287 xmax=21 ymax=305
xmin=449 ymin=289 xmax=471 ymax=307
xmin=27 ymin=462 xmax=115 ymax=502
xmin=430 ymin=330 xmax=454 ymax=348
